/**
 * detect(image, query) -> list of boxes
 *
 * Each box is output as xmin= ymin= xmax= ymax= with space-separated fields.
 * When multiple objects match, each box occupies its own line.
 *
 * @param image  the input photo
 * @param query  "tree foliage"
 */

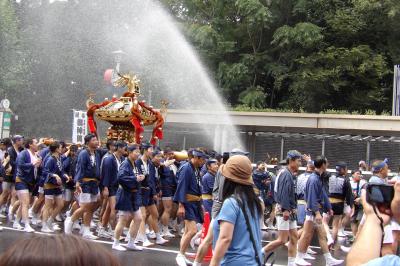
xmin=0 ymin=0 xmax=399 ymax=139
xmin=162 ymin=0 xmax=400 ymax=114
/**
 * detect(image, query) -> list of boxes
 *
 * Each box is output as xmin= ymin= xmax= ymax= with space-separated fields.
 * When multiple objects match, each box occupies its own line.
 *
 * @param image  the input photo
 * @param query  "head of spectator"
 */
xmin=256 ymin=161 xmax=265 ymax=172
xmin=0 ymin=234 xmax=120 ymax=266
xmin=206 ymin=159 xmax=219 ymax=174
xmin=351 ymin=169 xmax=362 ymax=182
xmin=371 ymin=159 xmax=389 ymax=179
xmin=358 ymin=160 xmax=368 ymax=171
xmin=12 ymin=135 xmax=24 ymax=148
xmin=84 ymin=134 xmax=99 ymax=150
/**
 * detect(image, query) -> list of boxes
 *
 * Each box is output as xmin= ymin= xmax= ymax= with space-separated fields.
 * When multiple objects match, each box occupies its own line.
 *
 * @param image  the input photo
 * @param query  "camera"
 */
xmin=366 ymin=183 xmax=394 ymax=206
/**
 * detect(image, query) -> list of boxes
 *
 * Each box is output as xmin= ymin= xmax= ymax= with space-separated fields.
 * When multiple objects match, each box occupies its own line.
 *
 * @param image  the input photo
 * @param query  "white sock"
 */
xmin=113 ymin=239 xmax=120 ymax=245
xmin=288 ymin=257 xmax=295 ymax=263
xmin=296 ymin=252 xmax=306 ymax=259
xmin=323 ymin=252 xmax=332 ymax=260
xmin=327 ymin=232 xmax=334 ymax=243
xmin=156 ymin=232 xmax=162 ymax=240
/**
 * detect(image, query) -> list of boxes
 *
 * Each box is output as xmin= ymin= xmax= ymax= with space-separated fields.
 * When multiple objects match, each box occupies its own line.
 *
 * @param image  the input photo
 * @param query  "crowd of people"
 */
xmin=0 ymin=134 xmax=399 ymax=266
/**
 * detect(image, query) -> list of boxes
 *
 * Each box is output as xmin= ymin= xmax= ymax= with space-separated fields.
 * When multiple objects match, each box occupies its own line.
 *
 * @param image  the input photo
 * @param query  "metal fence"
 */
xmin=160 ymin=127 xmax=400 ymax=171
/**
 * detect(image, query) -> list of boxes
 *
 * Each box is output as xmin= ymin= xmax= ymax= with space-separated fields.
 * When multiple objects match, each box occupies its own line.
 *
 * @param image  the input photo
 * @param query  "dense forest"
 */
xmin=1 ymin=0 xmax=399 ymax=138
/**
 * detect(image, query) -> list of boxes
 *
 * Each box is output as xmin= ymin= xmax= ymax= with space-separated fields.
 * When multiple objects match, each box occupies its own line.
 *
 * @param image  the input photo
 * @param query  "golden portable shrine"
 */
xmin=86 ymin=72 xmax=167 ymax=145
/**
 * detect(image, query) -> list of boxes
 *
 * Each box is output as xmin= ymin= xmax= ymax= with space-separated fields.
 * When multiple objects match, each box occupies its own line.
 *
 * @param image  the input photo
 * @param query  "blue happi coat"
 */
xmin=115 ymin=158 xmax=141 ymax=212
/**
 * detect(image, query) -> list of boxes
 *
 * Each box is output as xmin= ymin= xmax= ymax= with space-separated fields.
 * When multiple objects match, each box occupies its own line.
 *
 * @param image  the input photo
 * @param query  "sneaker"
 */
xmin=304 ymin=253 xmax=315 ymax=260
xmin=126 ymin=241 xmax=143 ymax=251
xmin=338 ymin=228 xmax=347 ymax=238
xmin=112 ymin=242 xmax=127 ymax=251
xmin=98 ymin=228 xmax=112 ymax=239
xmin=294 ymin=257 xmax=312 ymax=266
xmin=13 ymin=221 xmax=23 ymax=230
xmin=143 ymin=239 xmax=154 ymax=247
xmin=83 ymin=231 xmax=99 ymax=240
xmin=156 ymin=237 xmax=168 ymax=245
xmin=52 ymin=223 xmax=61 ymax=231
xmin=64 ymin=217 xmax=73 ymax=234
xmin=340 ymin=245 xmax=351 ymax=253
xmin=176 ymin=254 xmax=188 ymax=266
xmin=135 ymin=234 xmax=145 ymax=244
xmin=148 ymin=231 xmax=156 ymax=239
xmin=73 ymin=221 xmax=81 ymax=231
xmin=31 ymin=217 xmax=39 ymax=225
xmin=307 ymin=247 xmax=317 ymax=255
xmin=162 ymin=230 xmax=175 ymax=238
xmin=41 ymin=224 xmax=54 ymax=233
xmin=24 ymin=224 xmax=35 ymax=233
xmin=55 ymin=214 xmax=63 ymax=222
xmin=326 ymin=257 xmax=344 ymax=266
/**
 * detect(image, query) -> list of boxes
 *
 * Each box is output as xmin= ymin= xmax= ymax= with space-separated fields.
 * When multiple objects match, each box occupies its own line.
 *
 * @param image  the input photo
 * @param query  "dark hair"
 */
xmin=114 ymin=141 xmax=127 ymax=150
xmin=49 ymin=141 xmax=61 ymax=153
xmin=0 ymin=234 xmax=120 ymax=266
xmin=24 ymin=138 xmax=35 ymax=149
xmin=351 ymin=169 xmax=361 ymax=175
xmin=221 ymin=179 xmax=262 ymax=219
xmin=256 ymin=161 xmax=264 ymax=167
xmin=106 ymin=139 xmax=115 ymax=150
xmin=314 ymin=156 xmax=327 ymax=168
xmin=84 ymin=134 xmax=97 ymax=145
xmin=2 ymin=138 xmax=12 ymax=147
xmin=59 ymin=141 xmax=66 ymax=149
xmin=69 ymin=144 xmax=78 ymax=153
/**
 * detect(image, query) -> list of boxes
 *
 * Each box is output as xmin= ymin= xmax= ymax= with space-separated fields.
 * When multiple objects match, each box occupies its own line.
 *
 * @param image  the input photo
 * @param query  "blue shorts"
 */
xmin=161 ymin=187 xmax=175 ymax=198
xmin=203 ymin=199 xmax=213 ymax=215
xmin=108 ymin=185 xmax=118 ymax=197
xmin=44 ymin=187 xmax=62 ymax=196
xmin=115 ymin=188 xmax=141 ymax=212
xmin=184 ymin=202 xmax=204 ymax=223
xmin=140 ymin=188 xmax=155 ymax=206
xmin=81 ymin=181 xmax=99 ymax=195
xmin=15 ymin=181 xmax=34 ymax=192
xmin=297 ymin=204 xmax=306 ymax=225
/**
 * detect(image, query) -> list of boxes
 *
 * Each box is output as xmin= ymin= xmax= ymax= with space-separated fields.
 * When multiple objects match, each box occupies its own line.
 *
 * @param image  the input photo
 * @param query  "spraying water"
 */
xmin=16 ymin=0 xmax=243 ymax=151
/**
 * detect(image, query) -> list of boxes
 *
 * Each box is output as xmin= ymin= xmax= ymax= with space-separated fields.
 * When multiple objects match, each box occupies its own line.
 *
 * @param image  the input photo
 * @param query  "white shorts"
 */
xmin=79 ymin=192 xmax=99 ymax=203
xmin=344 ymin=204 xmax=352 ymax=215
xmin=391 ymin=220 xmax=400 ymax=231
xmin=45 ymin=194 xmax=63 ymax=200
xmin=383 ymin=224 xmax=394 ymax=244
xmin=276 ymin=216 xmax=297 ymax=231
xmin=16 ymin=189 xmax=29 ymax=197
xmin=63 ymin=189 xmax=73 ymax=202
xmin=2 ymin=182 xmax=14 ymax=191
xmin=118 ymin=210 xmax=141 ymax=218
xmin=162 ymin=196 xmax=172 ymax=201
xmin=305 ymin=215 xmax=323 ymax=226
xmin=38 ymin=186 xmax=44 ymax=194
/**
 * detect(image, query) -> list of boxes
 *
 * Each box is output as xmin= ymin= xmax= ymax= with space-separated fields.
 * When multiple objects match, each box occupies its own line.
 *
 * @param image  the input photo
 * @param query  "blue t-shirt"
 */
xmin=213 ymin=197 xmax=262 ymax=266
xmin=364 ymin=255 xmax=400 ymax=266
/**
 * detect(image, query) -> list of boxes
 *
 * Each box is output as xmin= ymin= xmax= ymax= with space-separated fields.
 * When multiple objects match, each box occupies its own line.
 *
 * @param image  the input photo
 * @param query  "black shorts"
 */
xmin=4 ymin=175 xmax=14 ymax=183
xmin=331 ymin=202 xmax=344 ymax=215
